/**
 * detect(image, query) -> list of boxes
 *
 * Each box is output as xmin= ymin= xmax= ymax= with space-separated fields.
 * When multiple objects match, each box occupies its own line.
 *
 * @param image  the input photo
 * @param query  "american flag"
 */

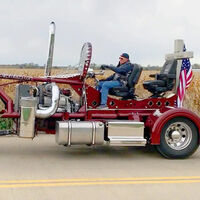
xmin=177 ymin=45 xmax=193 ymax=107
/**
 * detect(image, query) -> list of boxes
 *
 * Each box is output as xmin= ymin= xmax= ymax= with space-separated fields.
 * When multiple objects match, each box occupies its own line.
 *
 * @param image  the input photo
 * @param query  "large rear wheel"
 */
xmin=156 ymin=117 xmax=199 ymax=159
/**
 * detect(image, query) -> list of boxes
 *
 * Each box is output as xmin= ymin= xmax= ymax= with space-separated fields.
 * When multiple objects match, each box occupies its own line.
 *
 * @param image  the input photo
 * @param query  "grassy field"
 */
xmin=0 ymin=67 xmax=199 ymax=125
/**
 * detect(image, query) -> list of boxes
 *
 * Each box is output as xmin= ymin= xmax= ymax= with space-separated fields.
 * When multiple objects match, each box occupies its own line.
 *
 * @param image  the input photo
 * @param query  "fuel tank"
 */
xmin=55 ymin=121 xmax=104 ymax=146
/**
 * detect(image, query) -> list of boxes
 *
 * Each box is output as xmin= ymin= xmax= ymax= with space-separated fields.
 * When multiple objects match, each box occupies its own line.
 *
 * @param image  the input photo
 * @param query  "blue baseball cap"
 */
xmin=120 ymin=53 xmax=129 ymax=59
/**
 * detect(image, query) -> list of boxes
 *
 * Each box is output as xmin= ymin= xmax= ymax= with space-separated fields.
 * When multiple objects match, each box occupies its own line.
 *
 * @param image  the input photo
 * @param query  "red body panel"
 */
xmin=0 ymin=72 xmax=199 ymax=146
xmin=0 ymin=87 xmax=14 ymax=114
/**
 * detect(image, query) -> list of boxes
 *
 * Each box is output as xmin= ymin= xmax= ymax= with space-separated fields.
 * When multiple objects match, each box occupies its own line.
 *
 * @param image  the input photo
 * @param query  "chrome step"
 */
xmin=109 ymin=136 xmax=146 ymax=146
xmin=107 ymin=120 xmax=146 ymax=146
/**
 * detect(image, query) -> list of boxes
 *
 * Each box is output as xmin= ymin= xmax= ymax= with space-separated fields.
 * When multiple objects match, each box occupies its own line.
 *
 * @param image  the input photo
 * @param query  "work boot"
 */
xmin=96 ymin=105 xmax=108 ymax=109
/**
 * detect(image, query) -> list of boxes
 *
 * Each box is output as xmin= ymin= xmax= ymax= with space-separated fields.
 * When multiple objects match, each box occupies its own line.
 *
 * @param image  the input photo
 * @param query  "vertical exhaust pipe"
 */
xmin=44 ymin=21 xmax=56 ymax=77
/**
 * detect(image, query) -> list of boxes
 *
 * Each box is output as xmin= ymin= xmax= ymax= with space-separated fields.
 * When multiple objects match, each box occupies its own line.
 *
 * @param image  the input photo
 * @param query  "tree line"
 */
xmin=0 ymin=62 xmax=200 ymax=70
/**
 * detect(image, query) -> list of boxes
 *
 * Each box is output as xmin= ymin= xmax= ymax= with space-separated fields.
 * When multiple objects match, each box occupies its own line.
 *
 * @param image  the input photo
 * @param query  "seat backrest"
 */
xmin=160 ymin=59 xmax=177 ymax=75
xmin=127 ymin=64 xmax=142 ymax=88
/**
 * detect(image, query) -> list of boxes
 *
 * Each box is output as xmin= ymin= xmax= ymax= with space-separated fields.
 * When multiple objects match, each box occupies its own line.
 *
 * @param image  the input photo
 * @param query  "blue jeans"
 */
xmin=97 ymin=81 xmax=121 ymax=105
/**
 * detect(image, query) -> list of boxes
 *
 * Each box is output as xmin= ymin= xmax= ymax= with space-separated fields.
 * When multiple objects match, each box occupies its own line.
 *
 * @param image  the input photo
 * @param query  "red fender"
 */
xmin=151 ymin=108 xmax=200 ymax=145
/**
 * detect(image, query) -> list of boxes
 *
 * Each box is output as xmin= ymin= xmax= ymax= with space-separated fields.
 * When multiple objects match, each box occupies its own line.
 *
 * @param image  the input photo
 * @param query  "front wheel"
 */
xmin=156 ymin=117 xmax=199 ymax=159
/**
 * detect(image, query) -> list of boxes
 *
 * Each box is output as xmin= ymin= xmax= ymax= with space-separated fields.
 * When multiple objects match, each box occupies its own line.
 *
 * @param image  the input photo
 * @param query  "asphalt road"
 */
xmin=0 ymin=134 xmax=200 ymax=200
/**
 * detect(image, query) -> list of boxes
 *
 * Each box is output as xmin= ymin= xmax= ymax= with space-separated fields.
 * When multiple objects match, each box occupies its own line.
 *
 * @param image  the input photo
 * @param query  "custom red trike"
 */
xmin=0 ymin=22 xmax=199 ymax=159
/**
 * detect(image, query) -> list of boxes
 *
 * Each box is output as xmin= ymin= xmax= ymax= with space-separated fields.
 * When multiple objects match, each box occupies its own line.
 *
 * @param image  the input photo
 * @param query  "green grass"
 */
xmin=0 ymin=118 xmax=13 ymax=130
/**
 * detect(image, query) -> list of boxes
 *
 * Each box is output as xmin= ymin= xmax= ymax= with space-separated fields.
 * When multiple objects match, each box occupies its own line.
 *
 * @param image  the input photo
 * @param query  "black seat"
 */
xmin=143 ymin=59 xmax=177 ymax=97
xmin=109 ymin=64 xmax=142 ymax=99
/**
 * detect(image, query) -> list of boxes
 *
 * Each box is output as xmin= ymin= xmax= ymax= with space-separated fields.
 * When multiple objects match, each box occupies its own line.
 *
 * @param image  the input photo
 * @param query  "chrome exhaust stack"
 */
xmin=18 ymin=22 xmax=59 ymax=139
xmin=44 ymin=21 xmax=55 ymax=77
xmin=38 ymin=22 xmax=59 ymax=118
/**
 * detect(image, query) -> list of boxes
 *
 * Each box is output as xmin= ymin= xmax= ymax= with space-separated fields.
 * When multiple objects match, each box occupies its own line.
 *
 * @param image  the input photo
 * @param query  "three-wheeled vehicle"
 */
xmin=0 ymin=22 xmax=199 ymax=159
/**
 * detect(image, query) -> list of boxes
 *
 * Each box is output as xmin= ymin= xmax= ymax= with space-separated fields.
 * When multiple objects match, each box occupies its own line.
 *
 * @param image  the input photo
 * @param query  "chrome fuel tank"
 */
xmin=55 ymin=121 xmax=104 ymax=146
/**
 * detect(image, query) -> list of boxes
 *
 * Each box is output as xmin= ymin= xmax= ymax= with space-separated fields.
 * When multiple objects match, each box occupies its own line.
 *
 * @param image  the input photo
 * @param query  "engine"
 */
xmin=14 ymin=83 xmax=79 ymax=114
xmin=37 ymin=83 xmax=79 ymax=113
xmin=14 ymin=83 xmax=80 ymax=138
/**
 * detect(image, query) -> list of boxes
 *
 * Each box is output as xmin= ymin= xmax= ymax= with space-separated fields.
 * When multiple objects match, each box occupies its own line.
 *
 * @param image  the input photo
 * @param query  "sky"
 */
xmin=0 ymin=0 xmax=200 ymax=67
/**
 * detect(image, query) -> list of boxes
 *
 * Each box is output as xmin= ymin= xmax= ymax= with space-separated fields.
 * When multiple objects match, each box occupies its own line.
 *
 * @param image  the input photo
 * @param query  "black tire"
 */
xmin=156 ymin=117 xmax=199 ymax=159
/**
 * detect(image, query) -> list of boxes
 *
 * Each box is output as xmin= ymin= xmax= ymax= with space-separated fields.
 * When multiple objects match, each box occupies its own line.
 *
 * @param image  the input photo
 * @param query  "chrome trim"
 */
xmin=107 ymin=121 xmax=144 ymax=137
xmin=92 ymin=121 xmax=96 ymax=145
xmin=68 ymin=121 xmax=72 ymax=146
xmin=107 ymin=120 xmax=146 ymax=146
xmin=44 ymin=22 xmax=55 ymax=77
xmin=109 ymin=136 xmax=146 ymax=146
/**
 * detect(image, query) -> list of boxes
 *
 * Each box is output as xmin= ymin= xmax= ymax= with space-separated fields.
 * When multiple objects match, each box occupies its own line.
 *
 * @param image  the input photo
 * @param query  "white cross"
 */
xmin=165 ymin=39 xmax=193 ymax=90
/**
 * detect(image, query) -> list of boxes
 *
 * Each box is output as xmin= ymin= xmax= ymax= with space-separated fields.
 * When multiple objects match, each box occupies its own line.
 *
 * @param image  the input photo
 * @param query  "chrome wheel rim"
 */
xmin=164 ymin=122 xmax=192 ymax=150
